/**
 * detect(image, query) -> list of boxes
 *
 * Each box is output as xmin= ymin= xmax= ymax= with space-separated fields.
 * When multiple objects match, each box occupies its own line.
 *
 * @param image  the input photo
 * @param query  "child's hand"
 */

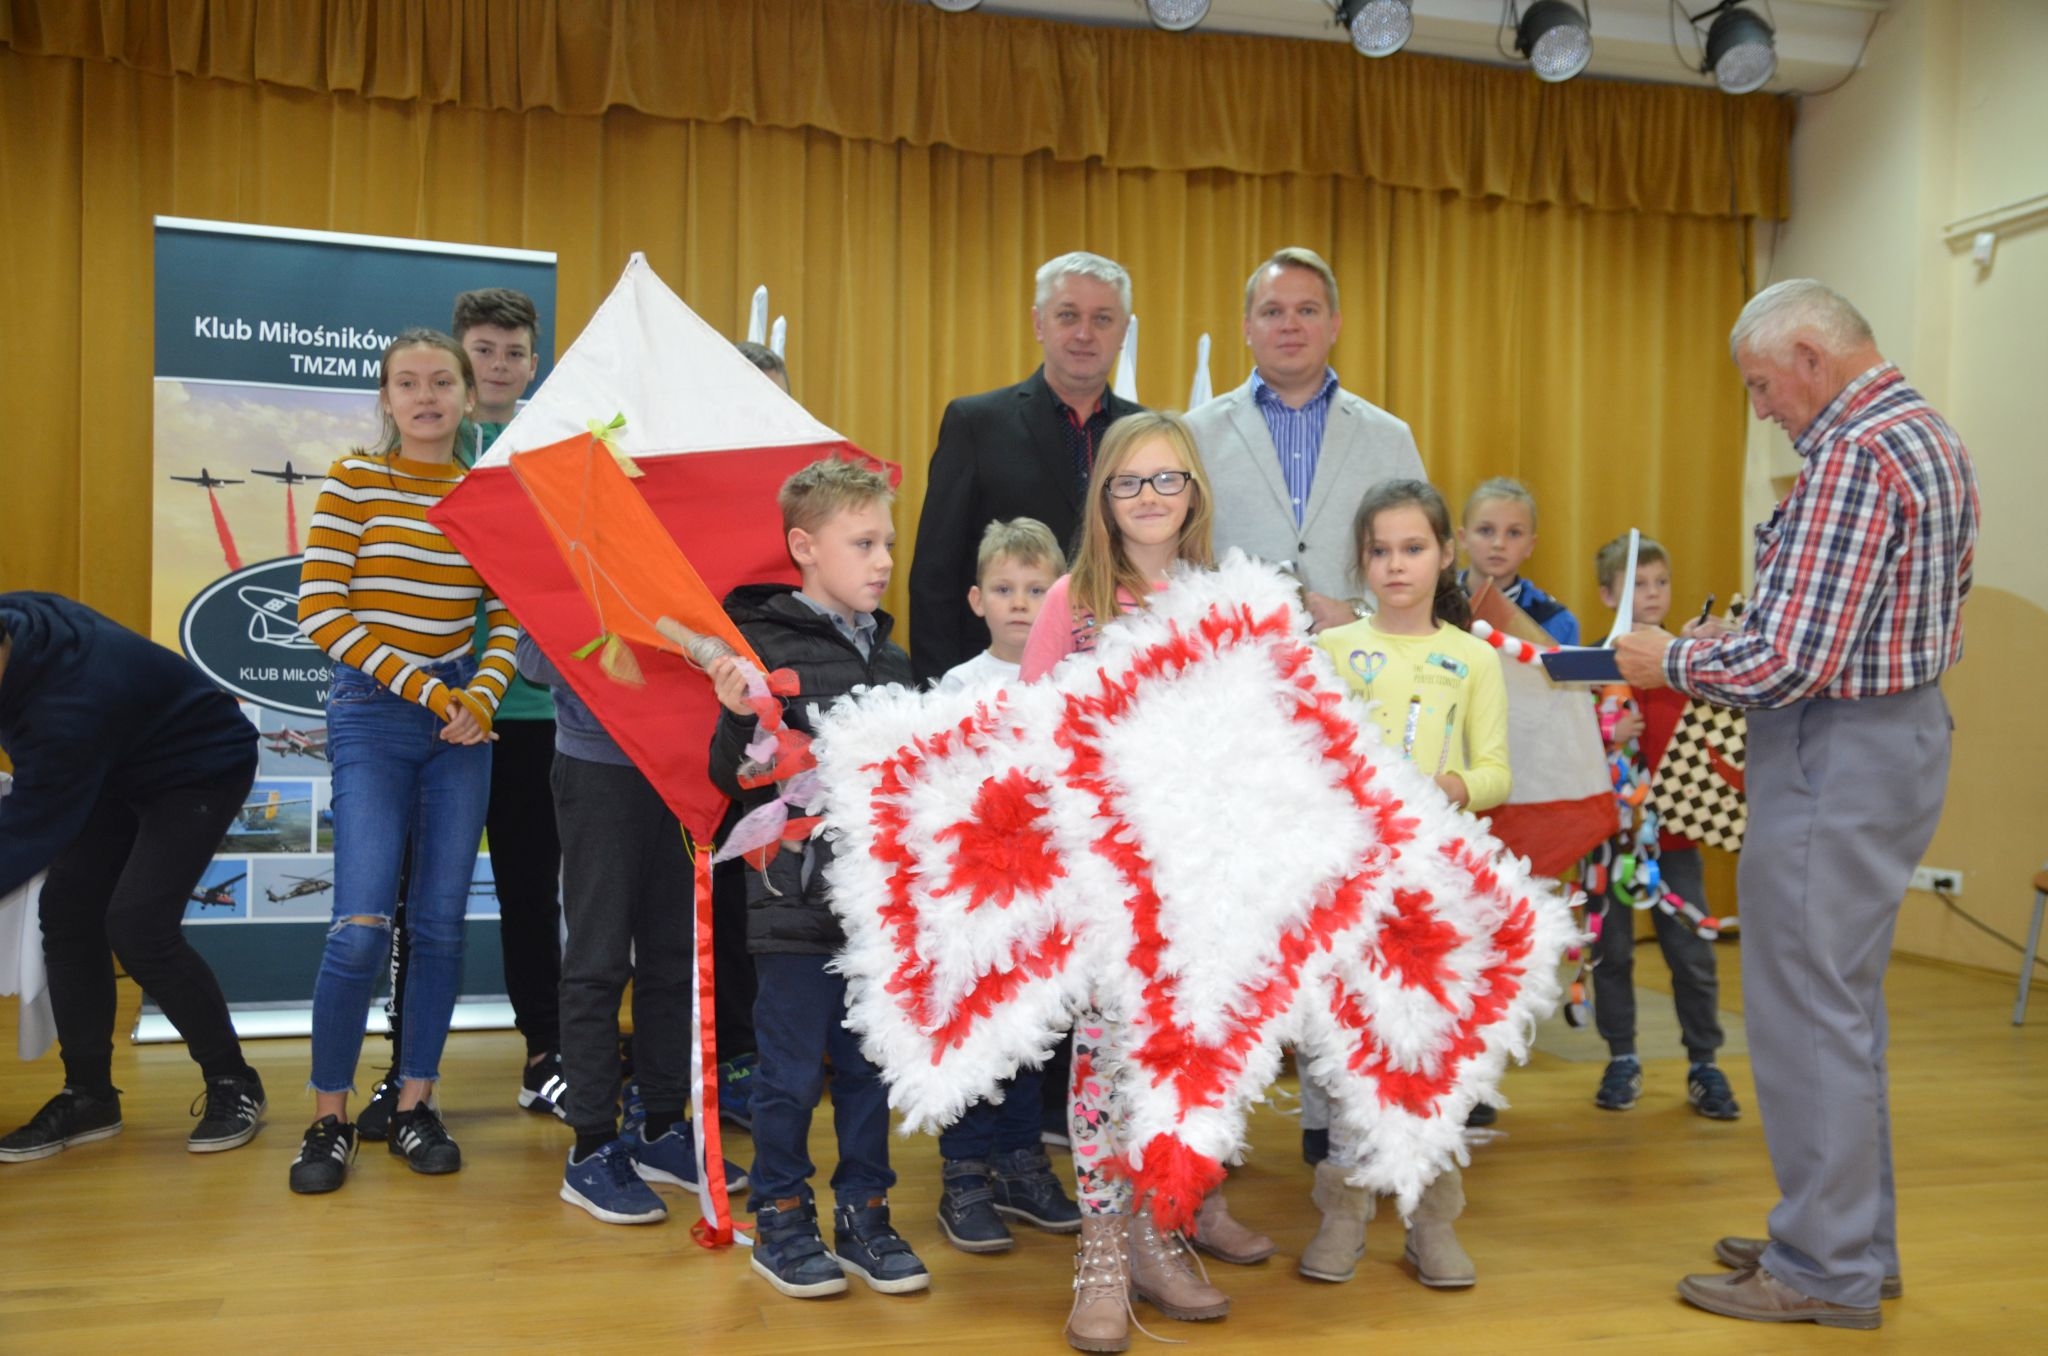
xmin=707 ymin=656 xmax=756 ymax=718
xmin=1610 ymin=709 xmax=1645 ymax=745
xmin=1433 ymin=772 xmax=1470 ymax=809
xmin=440 ymin=703 xmax=494 ymax=745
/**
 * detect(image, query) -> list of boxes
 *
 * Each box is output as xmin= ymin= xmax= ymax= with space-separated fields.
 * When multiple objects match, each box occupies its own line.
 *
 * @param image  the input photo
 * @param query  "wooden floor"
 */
xmin=2 ymin=945 xmax=2043 ymax=1355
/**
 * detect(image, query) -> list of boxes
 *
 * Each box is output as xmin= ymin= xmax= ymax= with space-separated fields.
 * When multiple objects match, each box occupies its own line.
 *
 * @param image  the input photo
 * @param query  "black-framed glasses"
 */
xmin=1105 ymin=470 xmax=1193 ymax=499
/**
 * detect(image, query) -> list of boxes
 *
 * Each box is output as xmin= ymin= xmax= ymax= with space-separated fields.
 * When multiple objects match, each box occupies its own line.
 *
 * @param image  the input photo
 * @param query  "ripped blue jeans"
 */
xmin=308 ymin=661 xmax=491 ymax=1093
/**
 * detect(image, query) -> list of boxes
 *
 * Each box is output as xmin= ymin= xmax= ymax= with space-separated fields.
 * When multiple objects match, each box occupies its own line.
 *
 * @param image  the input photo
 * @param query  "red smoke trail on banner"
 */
xmin=208 ymin=490 xmax=244 ymax=571
xmin=284 ymin=489 xmax=300 ymax=556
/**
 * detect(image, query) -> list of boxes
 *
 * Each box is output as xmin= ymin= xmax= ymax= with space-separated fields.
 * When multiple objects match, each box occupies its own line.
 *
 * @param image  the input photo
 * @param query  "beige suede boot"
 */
xmin=1189 ymin=1186 xmax=1276 ymax=1264
xmin=1065 ymin=1213 xmax=1131 ymax=1353
xmin=1403 ymin=1168 xmax=1476 ymax=1288
xmin=1299 ymin=1159 xmax=1375 ymax=1283
xmin=1127 ymin=1204 xmax=1230 ymax=1321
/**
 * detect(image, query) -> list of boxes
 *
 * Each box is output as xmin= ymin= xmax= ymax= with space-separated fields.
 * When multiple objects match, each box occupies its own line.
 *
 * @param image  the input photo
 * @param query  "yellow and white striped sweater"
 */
xmin=296 ymin=453 xmax=517 ymax=729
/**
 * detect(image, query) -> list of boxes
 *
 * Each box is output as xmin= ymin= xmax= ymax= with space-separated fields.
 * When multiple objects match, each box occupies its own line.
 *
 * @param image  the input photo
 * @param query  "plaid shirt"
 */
xmin=1667 ymin=363 xmax=1978 ymax=708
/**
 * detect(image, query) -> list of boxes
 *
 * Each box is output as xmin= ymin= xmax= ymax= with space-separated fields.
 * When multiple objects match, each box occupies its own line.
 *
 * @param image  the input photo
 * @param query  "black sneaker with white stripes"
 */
xmin=518 ymin=1052 xmax=569 ymax=1121
xmin=288 ymin=1115 xmax=357 ymax=1194
xmin=188 ymin=1073 xmax=266 ymax=1153
xmin=355 ymin=1071 xmax=401 ymax=1142
xmin=389 ymin=1103 xmax=462 ymax=1175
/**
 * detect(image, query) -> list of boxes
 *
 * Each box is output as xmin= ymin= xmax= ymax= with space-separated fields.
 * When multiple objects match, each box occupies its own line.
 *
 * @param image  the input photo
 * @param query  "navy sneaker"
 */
xmin=389 ymin=1103 xmax=462 ymax=1175
xmin=990 ymin=1145 xmax=1081 ymax=1233
xmin=355 ymin=1071 xmax=401 ymax=1143
xmin=1301 ymin=1126 xmax=1330 ymax=1165
xmin=188 ymin=1073 xmax=266 ymax=1153
xmin=1595 ymin=1057 xmax=1642 ymax=1111
xmin=717 ymin=1054 xmax=756 ymax=1131
xmin=936 ymin=1158 xmax=1014 ymax=1253
xmin=0 ymin=1087 xmax=123 ymax=1163
xmin=561 ymin=1140 xmax=668 ymax=1225
xmin=519 ymin=1052 xmax=570 ymax=1121
xmin=834 ymin=1198 xmax=930 ymax=1294
xmin=752 ymin=1197 xmax=849 ymax=1298
xmin=288 ymin=1115 xmax=357 ymax=1194
xmin=1688 ymin=1063 xmax=1742 ymax=1120
xmin=627 ymin=1119 xmax=748 ymax=1195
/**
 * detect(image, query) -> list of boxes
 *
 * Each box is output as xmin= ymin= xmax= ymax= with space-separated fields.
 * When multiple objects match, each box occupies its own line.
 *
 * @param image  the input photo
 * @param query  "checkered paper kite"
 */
xmin=810 ymin=554 xmax=1579 ymax=1227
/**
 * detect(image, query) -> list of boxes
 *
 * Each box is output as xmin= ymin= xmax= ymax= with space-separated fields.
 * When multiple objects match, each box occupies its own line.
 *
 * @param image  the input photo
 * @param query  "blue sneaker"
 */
xmin=560 ymin=1140 xmax=667 ymax=1225
xmin=1688 ymin=1063 xmax=1742 ymax=1120
xmin=627 ymin=1119 xmax=749 ymax=1195
xmin=936 ymin=1158 xmax=1014 ymax=1254
xmin=834 ymin=1198 xmax=930 ymax=1294
xmin=990 ymin=1146 xmax=1080 ymax=1233
xmin=717 ymin=1054 xmax=756 ymax=1131
xmin=752 ymin=1197 xmax=849 ymax=1298
xmin=1595 ymin=1057 xmax=1642 ymax=1111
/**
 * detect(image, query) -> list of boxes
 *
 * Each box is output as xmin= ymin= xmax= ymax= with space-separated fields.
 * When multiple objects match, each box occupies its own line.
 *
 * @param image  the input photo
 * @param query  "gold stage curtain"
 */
xmin=3 ymin=0 xmax=1792 ymax=218
xmin=1 ymin=0 xmax=1782 ymax=641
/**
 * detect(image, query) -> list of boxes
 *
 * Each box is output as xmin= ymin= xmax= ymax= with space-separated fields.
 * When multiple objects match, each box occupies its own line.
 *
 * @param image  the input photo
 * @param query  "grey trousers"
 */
xmin=551 ymin=754 xmax=697 ymax=1136
xmin=1739 ymin=685 xmax=1950 ymax=1308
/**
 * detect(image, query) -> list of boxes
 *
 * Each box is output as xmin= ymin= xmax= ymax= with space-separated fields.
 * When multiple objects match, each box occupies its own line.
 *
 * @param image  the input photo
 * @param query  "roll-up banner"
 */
xmin=145 ymin=217 xmax=557 ymax=1040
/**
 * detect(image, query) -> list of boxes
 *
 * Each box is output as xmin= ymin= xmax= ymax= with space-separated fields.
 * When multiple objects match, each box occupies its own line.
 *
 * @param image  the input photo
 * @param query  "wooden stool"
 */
xmin=2013 ymin=866 xmax=2048 ymax=1025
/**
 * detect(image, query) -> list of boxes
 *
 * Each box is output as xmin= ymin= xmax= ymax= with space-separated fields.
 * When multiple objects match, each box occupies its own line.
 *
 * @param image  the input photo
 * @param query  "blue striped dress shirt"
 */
xmin=1251 ymin=368 xmax=1340 ymax=528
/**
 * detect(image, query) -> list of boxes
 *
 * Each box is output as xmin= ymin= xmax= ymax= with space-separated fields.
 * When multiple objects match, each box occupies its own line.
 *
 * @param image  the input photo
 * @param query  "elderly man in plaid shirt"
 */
xmin=1617 ymin=279 xmax=1979 ymax=1332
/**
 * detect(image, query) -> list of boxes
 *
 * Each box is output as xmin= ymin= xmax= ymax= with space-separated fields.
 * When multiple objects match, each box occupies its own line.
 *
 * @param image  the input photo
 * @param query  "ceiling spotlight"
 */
xmin=1145 ymin=0 xmax=1212 ymax=33
xmin=1515 ymin=1 xmax=1593 ymax=83
xmin=1338 ymin=0 xmax=1413 ymax=59
xmin=1699 ymin=3 xmax=1777 ymax=94
xmin=928 ymin=0 xmax=982 ymax=11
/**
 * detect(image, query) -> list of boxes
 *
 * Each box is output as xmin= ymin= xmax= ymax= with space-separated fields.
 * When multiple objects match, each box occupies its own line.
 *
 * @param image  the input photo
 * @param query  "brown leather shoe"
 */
xmin=1189 ymin=1187 xmax=1276 ymax=1265
xmin=1679 ymin=1266 xmax=1881 ymax=1330
xmin=1714 ymin=1236 xmax=1902 ymax=1300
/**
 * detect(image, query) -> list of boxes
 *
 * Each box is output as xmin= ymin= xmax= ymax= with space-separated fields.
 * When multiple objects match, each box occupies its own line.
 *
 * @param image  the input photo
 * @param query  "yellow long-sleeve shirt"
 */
xmin=296 ymin=453 xmax=517 ymax=730
xmin=1316 ymin=616 xmax=1511 ymax=812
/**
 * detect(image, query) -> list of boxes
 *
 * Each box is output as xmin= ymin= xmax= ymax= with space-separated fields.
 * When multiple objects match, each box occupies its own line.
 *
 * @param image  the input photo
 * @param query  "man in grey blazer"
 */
xmin=1185 ymin=247 xmax=1424 ymax=633
xmin=1179 ymin=246 xmax=1436 ymax=1277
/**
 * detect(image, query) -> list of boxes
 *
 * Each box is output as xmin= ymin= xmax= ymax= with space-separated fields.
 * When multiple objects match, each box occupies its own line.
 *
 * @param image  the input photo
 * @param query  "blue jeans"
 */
xmin=309 ymin=660 xmax=490 ymax=1092
xmin=937 ymin=1069 xmax=1047 ymax=1162
xmin=748 ymin=953 xmax=894 ymax=1208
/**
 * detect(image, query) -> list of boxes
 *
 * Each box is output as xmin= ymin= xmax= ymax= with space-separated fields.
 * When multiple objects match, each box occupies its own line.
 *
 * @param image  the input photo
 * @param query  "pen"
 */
xmin=1695 ymin=594 xmax=1716 ymax=628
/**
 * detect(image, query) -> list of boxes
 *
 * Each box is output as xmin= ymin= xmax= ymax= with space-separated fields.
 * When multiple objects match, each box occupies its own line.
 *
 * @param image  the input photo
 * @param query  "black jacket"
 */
xmin=0 ymin=592 xmax=258 ymax=898
xmin=907 ymin=367 xmax=1144 ymax=683
xmin=708 ymin=585 xmax=913 ymax=956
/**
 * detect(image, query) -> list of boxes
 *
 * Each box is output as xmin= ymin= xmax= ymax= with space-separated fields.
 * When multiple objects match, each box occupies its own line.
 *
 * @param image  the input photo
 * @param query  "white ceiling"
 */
xmin=957 ymin=1 xmax=1886 ymax=95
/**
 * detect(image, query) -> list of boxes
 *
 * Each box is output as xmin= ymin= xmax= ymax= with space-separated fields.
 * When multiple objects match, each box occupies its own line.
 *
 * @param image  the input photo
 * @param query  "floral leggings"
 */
xmin=1067 ymin=1002 xmax=1132 ymax=1216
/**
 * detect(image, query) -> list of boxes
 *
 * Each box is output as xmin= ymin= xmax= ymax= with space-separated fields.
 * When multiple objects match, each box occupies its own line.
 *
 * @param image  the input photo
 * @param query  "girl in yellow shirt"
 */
xmin=1304 ymin=479 xmax=1510 ymax=1291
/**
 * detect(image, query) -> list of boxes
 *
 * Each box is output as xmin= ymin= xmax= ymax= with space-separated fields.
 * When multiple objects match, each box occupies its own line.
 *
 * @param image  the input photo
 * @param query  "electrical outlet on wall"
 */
xmin=1909 ymin=866 xmax=1963 ymax=896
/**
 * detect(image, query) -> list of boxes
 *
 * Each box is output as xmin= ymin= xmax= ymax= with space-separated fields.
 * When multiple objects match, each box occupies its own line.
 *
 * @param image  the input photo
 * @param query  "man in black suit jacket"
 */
xmin=908 ymin=251 xmax=1143 ymax=683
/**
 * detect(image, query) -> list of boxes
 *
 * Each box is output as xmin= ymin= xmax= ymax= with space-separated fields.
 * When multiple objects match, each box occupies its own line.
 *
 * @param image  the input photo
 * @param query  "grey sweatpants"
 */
xmin=551 ymin=754 xmax=698 ymax=1136
xmin=1739 ymin=685 xmax=1950 ymax=1308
